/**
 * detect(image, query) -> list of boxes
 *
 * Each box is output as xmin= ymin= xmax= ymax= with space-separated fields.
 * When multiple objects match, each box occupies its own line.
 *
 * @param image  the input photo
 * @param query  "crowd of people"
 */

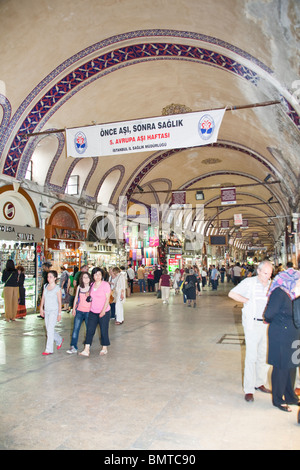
xmin=38 ymin=263 xmax=128 ymax=357
xmin=1 ymin=257 xmax=300 ymax=423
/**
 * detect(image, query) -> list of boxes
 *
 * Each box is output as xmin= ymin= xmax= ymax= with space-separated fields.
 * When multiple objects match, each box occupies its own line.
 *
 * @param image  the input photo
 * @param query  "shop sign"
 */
xmin=168 ymin=247 xmax=182 ymax=255
xmin=48 ymin=240 xmax=77 ymax=250
xmin=247 ymin=246 xmax=267 ymax=251
xmin=220 ymin=220 xmax=230 ymax=229
xmin=0 ymin=222 xmax=44 ymax=242
xmin=149 ymin=237 xmax=159 ymax=247
xmin=234 ymin=214 xmax=243 ymax=225
xmin=46 ymin=225 xmax=86 ymax=241
xmin=85 ymin=242 xmax=114 ymax=252
xmin=3 ymin=202 xmax=16 ymax=220
xmin=221 ymin=188 xmax=236 ymax=205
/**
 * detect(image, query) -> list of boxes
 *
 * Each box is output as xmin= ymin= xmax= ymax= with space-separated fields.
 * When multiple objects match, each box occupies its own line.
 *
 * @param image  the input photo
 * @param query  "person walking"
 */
xmin=79 ymin=267 xmax=111 ymax=357
xmin=60 ymin=265 xmax=69 ymax=310
xmin=201 ymin=267 xmax=207 ymax=290
xmin=228 ymin=260 xmax=273 ymax=402
xmin=2 ymin=259 xmax=19 ymax=322
xmin=220 ymin=265 xmax=226 ymax=283
xmin=184 ymin=268 xmax=198 ymax=308
xmin=181 ymin=268 xmax=189 ymax=304
xmin=173 ymin=268 xmax=181 ymax=294
xmin=153 ymin=265 xmax=162 ymax=293
xmin=108 ymin=267 xmax=116 ymax=320
xmin=137 ymin=264 xmax=146 ymax=292
xmin=67 ymin=266 xmax=78 ymax=313
xmin=264 ymin=268 xmax=300 ymax=412
xmin=37 ymin=262 xmax=52 ymax=319
xmin=147 ymin=269 xmax=155 ymax=292
xmin=233 ymin=262 xmax=242 ymax=285
xmin=158 ymin=269 xmax=171 ymax=304
xmin=40 ymin=270 xmax=64 ymax=355
xmin=112 ymin=266 xmax=125 ymax=324
xmin=66 ymin=271 xmax=92 ymax=354
xmin=210 ymin=265 xmax=219 ymax=291
xmin=127 ymin=264 xmax=135 ymax=295
xmin=16 ymin=265 xmax=26 ymax=318
xmin=193 ymin=266 xmax=202 ymax=296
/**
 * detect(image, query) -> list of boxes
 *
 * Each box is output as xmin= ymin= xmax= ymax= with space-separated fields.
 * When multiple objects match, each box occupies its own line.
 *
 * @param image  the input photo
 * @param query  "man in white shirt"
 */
xmin=228 ymin=260 xmax=273 ymax=402
xmin=127 ymin=264 xmax=135 ymax=295
xmin=201 ymin=268 xmax=207 ymax=289
xmin=233 ymin=263 xmax=242 ymax=285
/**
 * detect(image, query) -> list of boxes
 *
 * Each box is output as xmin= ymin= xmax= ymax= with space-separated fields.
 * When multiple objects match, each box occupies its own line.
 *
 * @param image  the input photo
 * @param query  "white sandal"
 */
xmin=79 ymin=347 xmax=90 ymax=357
xmin=99 ymin=348 xmax=108 ymax=356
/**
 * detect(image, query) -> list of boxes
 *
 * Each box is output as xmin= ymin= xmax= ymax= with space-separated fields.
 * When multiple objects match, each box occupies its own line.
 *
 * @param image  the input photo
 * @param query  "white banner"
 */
xmin=66 ymin=109 xmax=226 ymax=158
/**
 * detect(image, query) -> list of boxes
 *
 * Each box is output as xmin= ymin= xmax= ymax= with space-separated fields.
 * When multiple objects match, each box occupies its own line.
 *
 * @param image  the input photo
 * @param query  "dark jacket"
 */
xmin=154 ymin=269 xmax=162 ymax=283
xmin=2 ymin=269 xmax=19 ymax=287
xmin=264 ymin=287 xmax=300 ymax=369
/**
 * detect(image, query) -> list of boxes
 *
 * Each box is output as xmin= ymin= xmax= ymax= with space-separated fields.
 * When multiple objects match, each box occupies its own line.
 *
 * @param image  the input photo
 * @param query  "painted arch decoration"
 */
xmin=0 ymin=29 xmax=299 ymax=193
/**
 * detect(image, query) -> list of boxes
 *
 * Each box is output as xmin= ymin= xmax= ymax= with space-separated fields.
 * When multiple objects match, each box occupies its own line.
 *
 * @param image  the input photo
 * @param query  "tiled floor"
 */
xmin=0 ymin=282 xmax=299 ymax=450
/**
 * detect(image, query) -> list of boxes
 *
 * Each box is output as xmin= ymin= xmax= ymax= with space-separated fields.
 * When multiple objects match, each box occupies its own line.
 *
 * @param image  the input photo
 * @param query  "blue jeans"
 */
xmin=85 ymin=310 xmax=111 ymax=346
xmin=110 ymin=302 xmax=116 ymax=319
xmin=70 ymin=310 xmax=89 ymax=349
xmin=138 ymin=279 xmax=146 ymax=292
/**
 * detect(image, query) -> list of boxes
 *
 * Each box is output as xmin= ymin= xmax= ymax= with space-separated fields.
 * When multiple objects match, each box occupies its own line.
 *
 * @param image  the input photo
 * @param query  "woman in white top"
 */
xmin=40 ymin=270 xmax=63 ymax=355
xmin=112 ymin=267 xmax=125 ymax=324
xmin=173 ymin=268 xmax=181 ymax=294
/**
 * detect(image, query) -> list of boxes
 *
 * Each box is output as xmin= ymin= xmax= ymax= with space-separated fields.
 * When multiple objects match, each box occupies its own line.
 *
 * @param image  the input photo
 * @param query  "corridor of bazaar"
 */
xmin=0 ymin=0 xmax=299 ymax=451
xmin=0 ymin=283 xmax=299 ymax=451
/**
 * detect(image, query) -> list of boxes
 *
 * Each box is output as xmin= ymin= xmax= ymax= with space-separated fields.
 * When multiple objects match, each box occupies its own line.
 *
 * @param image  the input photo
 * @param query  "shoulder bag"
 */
xmin=1 ymin=273 xmax=13 ymax=298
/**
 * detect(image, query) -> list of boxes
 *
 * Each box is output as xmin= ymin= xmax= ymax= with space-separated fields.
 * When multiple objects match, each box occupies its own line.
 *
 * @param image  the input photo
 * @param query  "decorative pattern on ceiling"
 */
xmin=0 ymin=29 xmax=299 ymax=183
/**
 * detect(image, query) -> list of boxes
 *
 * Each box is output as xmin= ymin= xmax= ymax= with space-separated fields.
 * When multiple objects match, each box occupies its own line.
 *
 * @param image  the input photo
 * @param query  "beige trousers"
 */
xmin=4 ymin=286 xmax=19 ymax=320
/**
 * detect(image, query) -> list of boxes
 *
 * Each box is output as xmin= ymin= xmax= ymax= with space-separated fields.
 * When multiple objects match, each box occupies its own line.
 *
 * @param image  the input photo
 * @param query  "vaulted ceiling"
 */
xmin=0 ymin=0 xmax=299 ymax=254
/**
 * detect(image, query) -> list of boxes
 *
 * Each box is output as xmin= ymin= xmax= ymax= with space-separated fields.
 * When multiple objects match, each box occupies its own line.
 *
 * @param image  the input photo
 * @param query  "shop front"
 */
xmin=44 ymin=203 xmax=86 ymax=275
xmin=0 ymin=185 xmax=44 ymax=314
xmin=167 ymin=247 xmax=182 ymax=273
xmin=125 ymin=225 xmax=159 ymax=270
xmin=84 ymin=241 xmax=118 ymax=268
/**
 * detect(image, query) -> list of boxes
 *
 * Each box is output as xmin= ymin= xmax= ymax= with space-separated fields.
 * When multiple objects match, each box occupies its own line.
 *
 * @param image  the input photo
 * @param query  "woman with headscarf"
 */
xmin=184 ymin=268 xmax=198 ymax=308
xmin=264 ymin=268 xmax=300 ymax=412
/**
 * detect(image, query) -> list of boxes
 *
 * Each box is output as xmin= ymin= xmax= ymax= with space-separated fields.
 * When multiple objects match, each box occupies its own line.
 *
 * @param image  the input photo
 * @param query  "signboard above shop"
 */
xmin=45 ymin=225 xmax=86 ymax=241
xmin=0 ymin=222 xmax=44 ymax=243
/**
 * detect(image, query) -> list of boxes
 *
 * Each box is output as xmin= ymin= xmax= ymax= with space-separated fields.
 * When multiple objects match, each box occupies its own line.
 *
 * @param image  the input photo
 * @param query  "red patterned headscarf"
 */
xmin=268 ymin=268 xmax=300 ymax=300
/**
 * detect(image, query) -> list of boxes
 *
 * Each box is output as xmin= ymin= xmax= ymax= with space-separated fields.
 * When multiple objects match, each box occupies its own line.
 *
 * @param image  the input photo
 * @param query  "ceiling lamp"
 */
xmin=196 ymin=191 xmax=204 ymax=200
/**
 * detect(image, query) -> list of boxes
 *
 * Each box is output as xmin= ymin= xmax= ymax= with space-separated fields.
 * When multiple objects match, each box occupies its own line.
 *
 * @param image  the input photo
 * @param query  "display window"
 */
xmin=0 ymin=184 xmax=44 ymax=316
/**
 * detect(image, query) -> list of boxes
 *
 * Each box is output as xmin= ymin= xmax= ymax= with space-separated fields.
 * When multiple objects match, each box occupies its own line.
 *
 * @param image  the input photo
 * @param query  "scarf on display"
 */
xmin=268 ymin=268 xmax=300 ymax=300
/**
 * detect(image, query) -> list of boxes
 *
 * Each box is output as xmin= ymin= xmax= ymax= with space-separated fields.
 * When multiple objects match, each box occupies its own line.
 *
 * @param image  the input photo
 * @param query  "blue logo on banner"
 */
xmin=74 ymin=131 xmax=87 ymax=154
xmin=198 ymin=114 xmax=215 ymax=140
